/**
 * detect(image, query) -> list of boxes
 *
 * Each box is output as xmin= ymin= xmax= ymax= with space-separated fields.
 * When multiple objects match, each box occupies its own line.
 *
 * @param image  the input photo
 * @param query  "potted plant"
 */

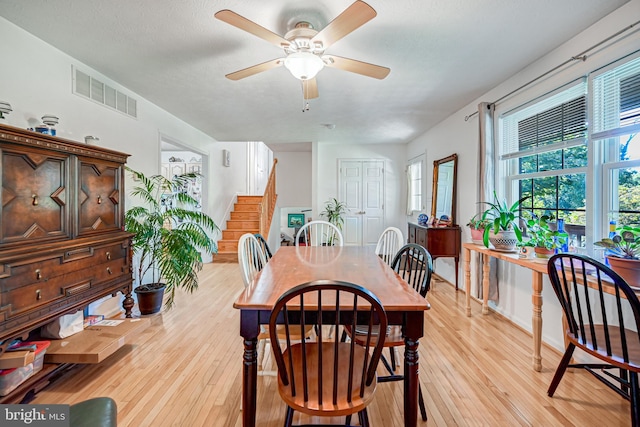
xmin=321 ymin=198 xmax=347 ymax=230
xmin=480 ymin=191 xmax=528 ymax=251
xmin=594 ymin=225 xmax=640 ymax=287
xmin=467 ymin=213 xmax=491 ymax=245
xmin=522 ymin=214 xmax=568 ymax=258
xmin=124 ymin=168 xmax=219 ymax=314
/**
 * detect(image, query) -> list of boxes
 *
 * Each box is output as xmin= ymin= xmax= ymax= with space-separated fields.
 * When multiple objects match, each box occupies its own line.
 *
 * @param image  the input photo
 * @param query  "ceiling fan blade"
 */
xmin=324 ymin=55 xmax=390 ymax=79
xmin=225 ymin=58 xmax=283 ymax=80
xmin=215 ymin=10 xmax=290 ymax=49
xmin=310 ymin=1 xmax=376 ymax=50
xmin=303 ymin=78 xmax=319 ymax=100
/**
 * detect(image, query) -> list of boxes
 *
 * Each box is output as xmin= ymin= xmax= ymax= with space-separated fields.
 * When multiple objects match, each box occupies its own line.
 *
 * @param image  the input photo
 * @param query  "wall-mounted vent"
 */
xmin=73 ymin=67 xmax=137 ymax=119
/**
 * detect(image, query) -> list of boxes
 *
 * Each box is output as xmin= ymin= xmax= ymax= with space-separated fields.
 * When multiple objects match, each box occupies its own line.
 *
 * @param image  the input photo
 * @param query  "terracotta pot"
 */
xmin=606 ymin=256 xmax=640 ymax=289
xmin=534 ymin=247 xmax=555 ymax=259
xmin=470 ymin=227 xmax=484 ymax=244
xmin=134 ymin=283 xmax=166 ymax=315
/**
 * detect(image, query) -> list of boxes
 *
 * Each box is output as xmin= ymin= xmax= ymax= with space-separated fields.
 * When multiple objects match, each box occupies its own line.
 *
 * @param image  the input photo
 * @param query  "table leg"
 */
xmin=532 ymin=271 xmax=543 ymax=372
xmin=464 ymin=247 xmax=471 ymax=316
xmin=242 ymin=338 xmax=258 ymax=426
xmin=240 ymin=311 xmax=259 ymax=427
xmin=482 ymin=254 xmax=490 ymax=315
xmin=404 ymin=336 xmax=419 ymax=427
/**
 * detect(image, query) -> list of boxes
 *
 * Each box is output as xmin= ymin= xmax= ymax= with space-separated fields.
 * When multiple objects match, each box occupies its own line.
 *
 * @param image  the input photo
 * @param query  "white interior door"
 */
xmin=340 ymin=160 xmax=384 ymax=246
xmin=436 ymin=162 xmax=454 ymax=218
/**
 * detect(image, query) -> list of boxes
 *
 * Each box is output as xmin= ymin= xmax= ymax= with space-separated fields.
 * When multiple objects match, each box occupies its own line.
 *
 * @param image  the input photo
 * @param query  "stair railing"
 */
xmin=258 ymin=158 xmax=278 ymax=238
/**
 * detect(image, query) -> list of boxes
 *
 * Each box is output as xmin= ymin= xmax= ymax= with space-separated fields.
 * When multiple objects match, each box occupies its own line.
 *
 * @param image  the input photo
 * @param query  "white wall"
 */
xmin=407 ymin=0 xmax=640 ymax=350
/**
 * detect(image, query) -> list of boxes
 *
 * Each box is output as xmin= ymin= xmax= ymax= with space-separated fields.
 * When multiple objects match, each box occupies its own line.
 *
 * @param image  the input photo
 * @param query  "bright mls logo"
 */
xmin=1 ymin=405 xmax=69 ymax=426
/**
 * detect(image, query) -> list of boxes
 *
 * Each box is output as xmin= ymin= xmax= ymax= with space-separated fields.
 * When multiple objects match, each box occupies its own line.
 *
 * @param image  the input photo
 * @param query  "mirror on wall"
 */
xmin=431 ymin=153 xmax=458 ymax=226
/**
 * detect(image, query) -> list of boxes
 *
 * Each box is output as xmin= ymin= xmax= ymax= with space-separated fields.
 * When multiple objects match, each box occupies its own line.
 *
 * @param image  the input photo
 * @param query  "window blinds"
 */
xmin=501 ymin=82 xmax=587 ymax=159
xmin=593 ymin=55 xmax=640 ymax=135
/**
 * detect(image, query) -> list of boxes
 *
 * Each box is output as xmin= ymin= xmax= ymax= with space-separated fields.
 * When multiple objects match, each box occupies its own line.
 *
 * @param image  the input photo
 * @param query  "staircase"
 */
xmin=215 ymin=196 xmax=263 ymax=262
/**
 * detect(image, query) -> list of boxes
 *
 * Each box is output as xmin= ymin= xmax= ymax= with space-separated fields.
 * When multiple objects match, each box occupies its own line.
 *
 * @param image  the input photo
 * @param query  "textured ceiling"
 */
xmin=0 ymin=0 xmax=629 ymax=149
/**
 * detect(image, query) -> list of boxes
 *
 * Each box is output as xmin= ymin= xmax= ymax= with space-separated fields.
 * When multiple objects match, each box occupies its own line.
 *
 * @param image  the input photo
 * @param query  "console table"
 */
xmin=408 ymin=223 xmax=461 ymax=288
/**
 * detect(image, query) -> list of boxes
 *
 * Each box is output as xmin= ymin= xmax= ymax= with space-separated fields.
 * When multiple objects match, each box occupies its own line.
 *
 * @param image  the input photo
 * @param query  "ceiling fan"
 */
xmin=214 ymin=1 xmax=390 ymax=102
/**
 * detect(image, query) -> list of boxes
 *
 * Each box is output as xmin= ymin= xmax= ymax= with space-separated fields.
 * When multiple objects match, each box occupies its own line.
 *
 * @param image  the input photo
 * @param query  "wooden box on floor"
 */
xmin=44 ymin=319 xmax=150 ymax=364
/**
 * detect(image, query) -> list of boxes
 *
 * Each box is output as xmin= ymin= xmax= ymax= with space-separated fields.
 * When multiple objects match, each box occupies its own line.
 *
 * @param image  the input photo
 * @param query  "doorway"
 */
xmin=339 ymin=160 xmax=385 ymax=246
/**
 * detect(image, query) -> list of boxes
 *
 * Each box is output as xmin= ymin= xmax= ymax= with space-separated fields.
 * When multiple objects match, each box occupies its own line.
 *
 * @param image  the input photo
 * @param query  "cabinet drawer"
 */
xmin=1 ymin=257 xmax=128 ymax=317
xmin=1 ymin=243 xmax=127 ymax=292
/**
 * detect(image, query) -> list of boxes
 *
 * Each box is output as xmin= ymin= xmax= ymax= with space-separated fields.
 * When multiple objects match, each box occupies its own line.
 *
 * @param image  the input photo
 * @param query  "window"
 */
xmin=500 ymin=82 xmax=588 ymax=241
xmin=497 ymin=53 xmax=640 ymax=248
xmin=593 ymin=54 xmax=640 ymax=229
xmin=408 ymin=160 xmax=423 ymax=212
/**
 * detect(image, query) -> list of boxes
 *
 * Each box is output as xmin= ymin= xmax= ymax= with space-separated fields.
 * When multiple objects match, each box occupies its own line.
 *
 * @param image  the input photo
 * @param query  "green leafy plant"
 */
xmin=594 ymin=225 xmax=640 ymax=260
xmin=523 ymin=214 xmax=568 ymax=250
xmin=480 ymin=191 xmax=529 ymax=247
xmin=466 ymin=213 xmax=491 ymax=230
xmin=321 ymin=198 xmax=347 ymax=230
xmin=124 ymin=168 xmax=219 ymax=308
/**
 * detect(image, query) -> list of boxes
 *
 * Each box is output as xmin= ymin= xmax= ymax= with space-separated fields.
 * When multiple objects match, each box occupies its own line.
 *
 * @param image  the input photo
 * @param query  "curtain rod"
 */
xmin=464 ymin=19 xmax=640 ymax=122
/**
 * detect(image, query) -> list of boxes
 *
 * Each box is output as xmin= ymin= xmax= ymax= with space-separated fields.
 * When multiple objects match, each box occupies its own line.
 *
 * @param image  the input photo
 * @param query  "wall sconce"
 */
xmin=223 ymin=149 xmax=231 ymax=167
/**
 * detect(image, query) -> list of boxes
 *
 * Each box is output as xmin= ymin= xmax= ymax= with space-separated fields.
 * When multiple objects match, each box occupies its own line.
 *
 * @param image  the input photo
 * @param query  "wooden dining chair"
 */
xmin=253 ymin=233 xmax=273 ymax=260
xmin=295 ymin=220 xmax=344 ymax=247
xmin=342 ymin=243 xmax=432 ymax=421
xmin=269 ymin=280 xmax=388 ymax=427
xmin=547 ymin=253 xmax=640 ymax=426
xmin=238 ymin=233 xmax=314 ymax=376
xmin=375 ymin=226 xmax=404 ymax=266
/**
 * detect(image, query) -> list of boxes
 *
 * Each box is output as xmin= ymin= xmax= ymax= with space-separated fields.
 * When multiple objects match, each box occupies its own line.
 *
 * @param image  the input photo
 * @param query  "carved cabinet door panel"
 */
xmin=77 ymin=158 xmax=123 ymax=236
xmin=1 ymin=147 xmax=70 ymax=246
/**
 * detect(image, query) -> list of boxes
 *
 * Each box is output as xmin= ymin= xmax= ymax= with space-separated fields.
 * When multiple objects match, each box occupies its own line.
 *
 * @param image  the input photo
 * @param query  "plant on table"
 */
xmin=594 ymin=225 xmax=640 ymax=260
xmin=480 ymin=191 xmax=528 ymax=249
xmin=522 ymin=213 xmax=568 ymax=256
xmin=124 ymin=167 xmax=219 ymax=311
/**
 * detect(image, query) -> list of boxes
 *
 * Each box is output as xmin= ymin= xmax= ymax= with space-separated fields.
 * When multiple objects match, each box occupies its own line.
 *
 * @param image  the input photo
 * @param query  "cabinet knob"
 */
xmin=36 ymin=289 xmax=41 ymax=300
xmin=35 ymin=269 xmax=41 ymax=280
xmin=32 ymin=194 xmax=39 ymax=206
xmin=106 ymin=251 xmax=111 ymax=260
xmin=107 ymin=267 xmax=112 ymax=275
xmin=97 ymin=195 xmax=102 ymax=204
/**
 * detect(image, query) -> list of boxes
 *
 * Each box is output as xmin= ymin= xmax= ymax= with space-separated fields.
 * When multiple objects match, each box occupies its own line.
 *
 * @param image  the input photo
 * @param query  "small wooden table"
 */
xmin=234 ymin=246 xmax=429 ymax=427
xmin=463 ymin=243 xmax=549 ymax=371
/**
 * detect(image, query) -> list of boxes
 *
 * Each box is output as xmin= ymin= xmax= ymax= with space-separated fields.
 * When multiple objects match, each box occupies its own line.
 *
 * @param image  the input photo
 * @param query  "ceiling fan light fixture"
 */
xmin=284 ymin=52 xmax=324 ymax=80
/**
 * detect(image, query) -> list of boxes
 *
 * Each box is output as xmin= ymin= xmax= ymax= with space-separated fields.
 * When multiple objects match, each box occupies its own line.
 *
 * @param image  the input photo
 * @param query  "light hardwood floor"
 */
xmin=32 ymin=262 xmax=630 ymax=426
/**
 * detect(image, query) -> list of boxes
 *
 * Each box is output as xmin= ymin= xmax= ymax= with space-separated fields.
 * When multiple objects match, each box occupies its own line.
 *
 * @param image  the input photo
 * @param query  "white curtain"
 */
xmin=477 ymin=102 xmax=499 ymax=301
xmin=406 ymin=166 xmax=413 ymax=216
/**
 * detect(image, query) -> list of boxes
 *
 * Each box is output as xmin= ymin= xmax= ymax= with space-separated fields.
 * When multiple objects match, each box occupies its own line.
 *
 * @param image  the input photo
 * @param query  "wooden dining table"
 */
xmin=234 ymin=245 xmax=430 ymax=427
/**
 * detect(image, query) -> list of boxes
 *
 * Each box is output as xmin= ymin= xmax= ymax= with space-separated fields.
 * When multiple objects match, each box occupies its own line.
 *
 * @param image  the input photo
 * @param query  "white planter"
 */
xmin=488 ymin=230 xmax=519 ymax=252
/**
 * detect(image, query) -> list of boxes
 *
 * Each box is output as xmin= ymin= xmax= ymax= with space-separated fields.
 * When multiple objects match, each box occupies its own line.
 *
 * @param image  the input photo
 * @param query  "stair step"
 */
xmin=227 ymin=220 xmax=259 ymax=230
xmin=231 ymin=211 xmax=260 ymax=220
xmin=236 ymin=196 xmax=263 ymax=204
xmin=214 ymin=252 xmax=238 ymax=263
xmin=217 ymin=240 xmax=239 ymax=252
xmin=233 ymin=203 xmax=260 ymax=212
xmin=222 ymin=230 xmax=251 ymax=240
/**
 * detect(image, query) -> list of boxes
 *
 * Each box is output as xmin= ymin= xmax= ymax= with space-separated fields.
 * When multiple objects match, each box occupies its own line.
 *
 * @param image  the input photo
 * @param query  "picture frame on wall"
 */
xmin=287 ymin=213 xmax=305 ymax=228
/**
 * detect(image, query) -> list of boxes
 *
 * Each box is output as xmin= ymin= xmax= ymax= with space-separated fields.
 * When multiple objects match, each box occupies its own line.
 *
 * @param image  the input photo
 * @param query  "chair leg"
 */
xmin=389 ymin=347 xmax=397 ymax=371
xmin=284 ymin=406 xmax=294 ymax=427
xmin=419 ymin=383 xmax=428 ymax=421
xmin=345 ymin=414 xmax=352 ymax=426
xmin=341 ymin=329 xmax=348 ymax=343
xmin=358 ymin=409 xmax=370 ymax=427
xmin=380 ymin=354 xmax=396 ymax=376
xmin=548 ymin=343 xmax=575 ymax=397
xmin=630 ymin=372 xmax=640 ymax=427
xmin=257 ymin=338 xmax=266 ymax=371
